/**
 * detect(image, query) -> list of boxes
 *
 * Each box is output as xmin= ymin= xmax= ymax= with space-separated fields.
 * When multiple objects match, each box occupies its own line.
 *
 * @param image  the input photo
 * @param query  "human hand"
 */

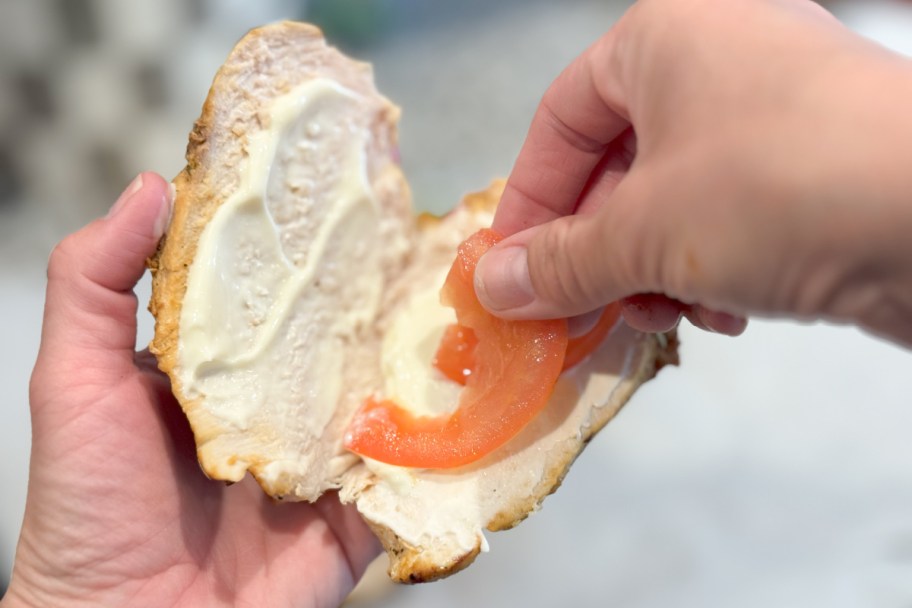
xmin=475 ymin=0 xmax=912 ymax=345
xmin=3 ymin=173 xmax=378 ymax=607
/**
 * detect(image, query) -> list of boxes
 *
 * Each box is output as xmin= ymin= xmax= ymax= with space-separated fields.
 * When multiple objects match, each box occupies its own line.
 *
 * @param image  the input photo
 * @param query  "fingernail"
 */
xmin=107 ymin=174 xmax=145 ymax=219
xmin=153 ymin=183 xmax=176 ymax=239
xmin=567 ymin=308 xmax=604 ymax=338
xmin=700 ymin=308 xmax=748 ymax=336
xmin=475 ymin=245 xmax=535 ymax=312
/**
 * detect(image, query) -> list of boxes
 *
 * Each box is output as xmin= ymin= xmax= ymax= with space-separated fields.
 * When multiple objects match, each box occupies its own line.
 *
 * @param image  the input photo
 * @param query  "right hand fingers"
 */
xmin=477 ymin=174 xmax=751 ymax=336
xmin=476 ymin=170 xmax=659 ymax=320
xmin=620 ymin=294 xmax=747 ymax=337
xmin=478 ymin=167 xmax=752 ymax=336
xmin=491 ymin=29 xmax=630 ymax=238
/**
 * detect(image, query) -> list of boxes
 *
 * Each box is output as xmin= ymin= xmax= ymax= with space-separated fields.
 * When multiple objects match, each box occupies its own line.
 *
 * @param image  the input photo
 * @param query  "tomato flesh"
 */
xmin=344 ymin=229 xmax=568 ymax=469
xmin=433 ymin=302 xmax=620 ymax=386
xmin=432 ymin=324 xmax=479 ymax=384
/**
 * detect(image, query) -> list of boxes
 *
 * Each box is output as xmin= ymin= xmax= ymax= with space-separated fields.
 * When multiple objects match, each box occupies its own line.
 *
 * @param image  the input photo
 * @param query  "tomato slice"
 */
xmin=344 ymin=229 xmax=568 ymax=469
xmin=433 ymin=302 xmax=621 ymax=386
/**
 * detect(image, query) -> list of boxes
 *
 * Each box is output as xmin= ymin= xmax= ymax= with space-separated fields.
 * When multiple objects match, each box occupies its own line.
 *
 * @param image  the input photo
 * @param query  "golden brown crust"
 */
xmin=365 ymin=519 xmax=482 ymax=584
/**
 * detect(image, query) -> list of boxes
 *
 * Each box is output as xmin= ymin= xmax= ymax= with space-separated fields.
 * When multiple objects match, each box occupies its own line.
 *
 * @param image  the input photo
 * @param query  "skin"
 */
xmin=2 ymin=174 xmax=379 ymax=608
xmin=475 ymin=0 xmax=912 ymax=347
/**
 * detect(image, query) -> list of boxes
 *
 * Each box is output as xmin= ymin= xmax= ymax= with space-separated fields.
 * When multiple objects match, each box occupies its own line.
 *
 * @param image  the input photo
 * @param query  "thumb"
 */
xmin=39 ymin=172 xmax=172 ymax=362
xmin=475 ymin=181 xmax=655 ymax=320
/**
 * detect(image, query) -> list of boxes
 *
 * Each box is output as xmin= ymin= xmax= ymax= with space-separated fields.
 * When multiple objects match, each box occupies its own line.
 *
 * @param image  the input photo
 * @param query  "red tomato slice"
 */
xmin=433 ymin=302 xmax=621 ymax=386
xmin=344 ymin=229 xmax=568 ymax=469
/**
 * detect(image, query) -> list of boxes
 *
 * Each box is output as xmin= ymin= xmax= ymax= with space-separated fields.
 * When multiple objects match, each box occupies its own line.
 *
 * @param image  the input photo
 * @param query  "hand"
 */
xmin=475 ymin=0 xmax=912 ymax=346
xmin=3 ymin=174 xmax=378 ymax=607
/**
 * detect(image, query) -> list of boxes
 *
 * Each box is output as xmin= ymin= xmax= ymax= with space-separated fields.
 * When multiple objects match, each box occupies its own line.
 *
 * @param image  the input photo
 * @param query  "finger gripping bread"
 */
xmin=148 ymin=21 xmax=677 ymax=582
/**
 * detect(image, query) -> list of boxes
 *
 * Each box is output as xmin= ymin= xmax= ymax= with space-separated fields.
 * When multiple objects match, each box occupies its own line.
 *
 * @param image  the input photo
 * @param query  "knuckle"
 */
xmin=599 ymin=190 xmax=661 ymax=298
xmin=47 ymin=234 xmax=79 ymax=281
xmin=661 ymin=244 xmax=701 ymax=304
xmin=539 ymin=94 xmax=607 ymax=156
xmin=654 ymin=211 xmax=726 ymax=305
xmin=529 ymin=220 xmax=599 ymax=314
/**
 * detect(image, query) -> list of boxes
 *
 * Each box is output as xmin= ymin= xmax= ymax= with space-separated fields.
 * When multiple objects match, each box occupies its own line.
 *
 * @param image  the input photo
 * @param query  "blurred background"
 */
xmin=2 ymin=0 xmax=912 ymax=606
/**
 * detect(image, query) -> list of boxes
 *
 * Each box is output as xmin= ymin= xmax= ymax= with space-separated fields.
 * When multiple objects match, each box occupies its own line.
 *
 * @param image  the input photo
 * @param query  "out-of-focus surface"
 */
xmin=2 ymin=0 xmax=912 ymax=605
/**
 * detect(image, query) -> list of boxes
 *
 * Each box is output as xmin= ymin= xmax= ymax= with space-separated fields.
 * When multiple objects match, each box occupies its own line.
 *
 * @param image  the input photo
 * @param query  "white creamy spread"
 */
xmin=380 ymin=267 xmax=461 ymax=417
xmin=178 ymin=79 xmax=385 ymax=481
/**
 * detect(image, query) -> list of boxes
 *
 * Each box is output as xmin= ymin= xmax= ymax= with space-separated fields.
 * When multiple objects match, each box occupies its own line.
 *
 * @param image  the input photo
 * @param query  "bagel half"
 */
xmin=149 ymin=21 xmax=678 ymax=583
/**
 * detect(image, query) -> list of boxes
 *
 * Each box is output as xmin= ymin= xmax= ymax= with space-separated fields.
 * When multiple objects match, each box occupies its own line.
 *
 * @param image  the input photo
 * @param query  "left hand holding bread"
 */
xmin=2 ymin=173 xmax=378 ymax=608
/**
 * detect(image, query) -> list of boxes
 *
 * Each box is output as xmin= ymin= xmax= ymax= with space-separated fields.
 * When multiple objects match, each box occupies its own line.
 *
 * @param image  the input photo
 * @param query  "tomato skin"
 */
xmin=344 ymin=229 xmax=568 ymax=469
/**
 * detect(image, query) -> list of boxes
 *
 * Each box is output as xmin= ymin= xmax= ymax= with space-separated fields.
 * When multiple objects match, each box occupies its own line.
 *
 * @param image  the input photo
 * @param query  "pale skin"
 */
xmin=2 ymin=174 xmax=379 ymax=607
xmin=5 ymin=1 xmax=912 ymax=607
xmin=476 ymin=0 xmax=912 ymax=347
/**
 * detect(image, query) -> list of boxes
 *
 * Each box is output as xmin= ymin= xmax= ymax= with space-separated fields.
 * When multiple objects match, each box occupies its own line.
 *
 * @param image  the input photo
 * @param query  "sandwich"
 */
xmin=148 ymin=21 xmax=677 ymax=583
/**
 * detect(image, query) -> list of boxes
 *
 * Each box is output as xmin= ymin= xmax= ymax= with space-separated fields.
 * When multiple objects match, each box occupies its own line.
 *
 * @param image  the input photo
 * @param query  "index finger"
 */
xmin=493 ymin=33 xmax=630 ymax=236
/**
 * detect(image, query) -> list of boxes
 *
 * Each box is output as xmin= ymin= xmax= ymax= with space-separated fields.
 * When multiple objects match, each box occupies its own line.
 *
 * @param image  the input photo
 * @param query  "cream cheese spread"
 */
xmin=178 ymin=78 xmax=384 ymax=482
xmin=380 ymin=267 xmax=461 ymax=418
